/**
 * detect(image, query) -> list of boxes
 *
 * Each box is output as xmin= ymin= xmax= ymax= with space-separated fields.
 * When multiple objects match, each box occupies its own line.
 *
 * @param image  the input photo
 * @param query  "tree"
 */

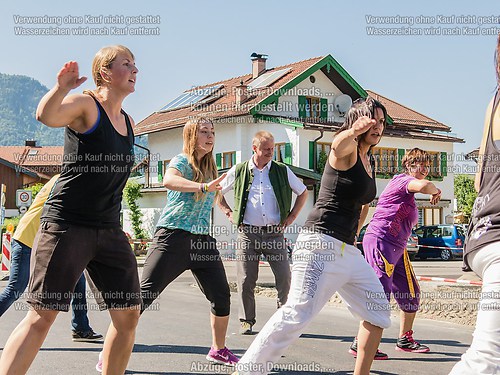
xmin=317 ymin=150 xmax=328 ymax=176
xmin=454 ymin=174 xmax=477 ymax=221
xmin=123 ymin=180 xmax=148 ymax=239
xmin=26 ymin=183 xmax=44 ymax=199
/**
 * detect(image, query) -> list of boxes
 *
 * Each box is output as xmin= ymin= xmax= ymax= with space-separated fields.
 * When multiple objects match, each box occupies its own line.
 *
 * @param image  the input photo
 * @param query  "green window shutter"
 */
xmin=397 ymin=148 xmax=406 ymax=172
xmin=441 ymin=152 xmax=447 ymax=177
xmin=216 ymin=153 xmax=222 ymax=169
xmin=320 ymin=98 xmax=328 ymax=120
xmin=309 ymin=141 xmax=315 ymax=169
xmin=157 ymin=160 xmax=163 ymax=182
xmin=298 ymin=96 xmax=307 ymax=119
xmin=232 ymin=152 xmax=236 ymax=165
xmin=284 ymin=143 xmax=293 ymax=164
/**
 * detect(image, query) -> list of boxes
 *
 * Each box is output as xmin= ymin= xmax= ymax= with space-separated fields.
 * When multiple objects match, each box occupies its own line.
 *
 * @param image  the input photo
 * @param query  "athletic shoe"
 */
xmin=239 ymin=321 xmax=253 ymax=335
xmin=95 ymin=351 xmax=103 ymax=373
xmin=206 ymin=346 xmax=239 ymax=366
xmin=72 ymin=330 xmax=104 ymax=342
xmin=396 ymin=330 xmax=430 ymax=353
xmin=349 ymin=337 xmax=389 ymax=360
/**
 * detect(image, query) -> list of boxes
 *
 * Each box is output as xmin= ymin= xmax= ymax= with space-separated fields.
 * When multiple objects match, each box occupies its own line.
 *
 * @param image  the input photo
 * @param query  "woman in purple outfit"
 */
xmin=357 ymin=148 xmax=441 ymax=357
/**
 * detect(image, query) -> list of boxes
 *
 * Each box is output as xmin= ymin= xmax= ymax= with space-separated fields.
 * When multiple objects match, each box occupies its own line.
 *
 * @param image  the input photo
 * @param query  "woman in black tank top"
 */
xmin=0 ymin=46 xmax=140 ymax=374
xmin=449 ymin=35 xmax=500 ymax=375
xmin=236 ymin=98 xmax=391 ymax=375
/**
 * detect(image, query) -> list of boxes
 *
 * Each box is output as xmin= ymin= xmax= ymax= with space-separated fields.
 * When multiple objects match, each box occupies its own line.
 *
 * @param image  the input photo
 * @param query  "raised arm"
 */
xmin=36 ymin=61 xmax=94 ymax=132
xmin=329 ymin=116 xmax=375 ymax=168
xmin=408 ymin=179 xmax=441 ymax=205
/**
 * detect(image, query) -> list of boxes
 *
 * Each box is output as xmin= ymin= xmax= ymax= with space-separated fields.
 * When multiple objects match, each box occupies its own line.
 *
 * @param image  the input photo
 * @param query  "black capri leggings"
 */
xmin=140 ymin=227 xmax=231 ymax=316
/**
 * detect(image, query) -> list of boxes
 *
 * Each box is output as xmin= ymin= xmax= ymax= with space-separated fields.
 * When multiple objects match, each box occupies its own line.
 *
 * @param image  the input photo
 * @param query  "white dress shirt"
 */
xmin=221 ymin=158 xmax=306 ymax=226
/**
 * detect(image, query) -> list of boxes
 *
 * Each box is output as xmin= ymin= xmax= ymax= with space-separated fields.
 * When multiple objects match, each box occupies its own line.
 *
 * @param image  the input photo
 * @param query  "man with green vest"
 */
xmin=218 ymin=130 xmax=307 ymax=335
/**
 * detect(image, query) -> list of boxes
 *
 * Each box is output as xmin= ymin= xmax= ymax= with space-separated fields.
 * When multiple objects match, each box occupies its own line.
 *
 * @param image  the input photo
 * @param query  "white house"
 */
xmin=130 ymin=53 xmax=463 ymax=249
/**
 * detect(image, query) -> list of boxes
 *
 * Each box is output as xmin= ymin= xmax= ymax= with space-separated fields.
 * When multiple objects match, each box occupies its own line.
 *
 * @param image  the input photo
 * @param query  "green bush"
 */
xmin=1 ymin=216 xmax=20 ymax=233
xmin=123 ymin=180 xmax=149 ymax=240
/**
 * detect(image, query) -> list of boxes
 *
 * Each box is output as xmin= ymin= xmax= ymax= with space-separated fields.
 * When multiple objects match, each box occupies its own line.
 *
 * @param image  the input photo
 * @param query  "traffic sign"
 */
xmin=16 ymin=189 xmax=32 ymax=207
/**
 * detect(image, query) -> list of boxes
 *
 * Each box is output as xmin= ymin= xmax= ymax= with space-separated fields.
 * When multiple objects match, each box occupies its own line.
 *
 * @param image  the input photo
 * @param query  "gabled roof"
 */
xmin=135 ymin=55 xmax=463 ymax=144
xmin=0 ymin=156 xmax=39 ymax=178
xmin=135 ymin=55 xmax=367 ymax=135
xmin=0 ymin=145 xmax=63 ymax=178
xmin=366 ymin=90 xmax=449 ymax=131
xmin=0 ymin=146 xmax=63 ymax=167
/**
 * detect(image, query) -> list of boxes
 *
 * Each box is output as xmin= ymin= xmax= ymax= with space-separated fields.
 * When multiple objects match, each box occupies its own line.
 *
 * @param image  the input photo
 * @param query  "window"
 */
xmin=157 ymin=159 xmax=170 ymax=183
xmin=371 ymin=147 xmax=398 ymax=175
xmin=423 ymin=207 xmax=442 ymax=225
xmin=427 ymin=151 xmax=441 ymax=178
xmin=305 ymin=97 xmax=321 ymax=119
xmin=317 ymin=142 xmax=331 ymax=158
xmin=222 ymin=152 xmax=236 ymax=169
xmin=298 ymin=96 xmax=328 ymax=120
xmin=274 ymin=143 xmax=292 ymax=164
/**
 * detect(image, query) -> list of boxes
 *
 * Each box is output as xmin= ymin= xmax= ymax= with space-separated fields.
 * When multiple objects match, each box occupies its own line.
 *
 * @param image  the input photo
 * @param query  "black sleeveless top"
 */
xmin=463 ymin=91 xmax=500 ymax=271
xmin=41 ymin=96 xmax=134 ymax=228
xmin=304 ymin=152 xmax=376 ymax=244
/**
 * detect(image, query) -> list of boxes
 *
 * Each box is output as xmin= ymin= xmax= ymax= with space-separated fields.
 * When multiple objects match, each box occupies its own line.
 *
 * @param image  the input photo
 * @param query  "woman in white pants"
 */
xmin=449 ymin=34 xmax=500 ymax=375
xmin=235 ymin=97 xmax=391 ymax=375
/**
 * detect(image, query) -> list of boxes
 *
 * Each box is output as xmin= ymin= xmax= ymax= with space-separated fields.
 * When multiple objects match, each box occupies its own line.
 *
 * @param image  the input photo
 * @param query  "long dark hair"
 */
xmin=335 ymin=96 xmax=387 ymax=148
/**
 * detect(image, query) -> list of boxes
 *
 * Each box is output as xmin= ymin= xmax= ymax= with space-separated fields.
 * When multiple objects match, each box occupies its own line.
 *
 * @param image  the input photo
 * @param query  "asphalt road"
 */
xmin=0 ymin=263 xmax=475 ymax=375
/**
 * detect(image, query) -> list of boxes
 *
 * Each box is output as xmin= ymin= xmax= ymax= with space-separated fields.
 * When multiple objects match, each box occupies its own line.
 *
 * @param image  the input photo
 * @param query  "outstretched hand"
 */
xmin=206 ymin=173 xmax=227 ymax=193
xmin=430 ymin=189 xmax=442 ymax=205
xmin=351 ymin=116 xmax=376 ymax=137
xmin=56 ymin=61 xmax=87 ymax=92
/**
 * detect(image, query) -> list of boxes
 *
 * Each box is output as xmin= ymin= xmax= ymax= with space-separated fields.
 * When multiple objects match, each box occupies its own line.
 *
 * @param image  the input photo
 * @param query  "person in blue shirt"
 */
xmin=140 ymin=116 xmax=239 ymax=366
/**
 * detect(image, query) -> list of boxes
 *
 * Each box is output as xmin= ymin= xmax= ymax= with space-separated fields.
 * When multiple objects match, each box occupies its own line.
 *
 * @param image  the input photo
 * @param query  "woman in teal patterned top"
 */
xmin=140 ymin=117 xmax=239 ymax=366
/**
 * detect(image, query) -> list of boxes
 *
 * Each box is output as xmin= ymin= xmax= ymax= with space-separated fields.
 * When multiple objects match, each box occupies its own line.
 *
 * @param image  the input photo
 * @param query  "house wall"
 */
xmin=138 ymin=122 xmax=456 ymax=247
xmin=135 ymin=68 xmax=456 ymax=246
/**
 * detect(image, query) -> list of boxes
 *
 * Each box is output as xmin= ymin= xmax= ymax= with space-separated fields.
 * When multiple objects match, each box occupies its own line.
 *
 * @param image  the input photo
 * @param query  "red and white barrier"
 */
xmin=2 ymin=232 xmax=11 ymax=273
xmin=416 ymin=276 xmax=482 ymax=286
xmin=416 ymin=244 xmax=463 ymax=250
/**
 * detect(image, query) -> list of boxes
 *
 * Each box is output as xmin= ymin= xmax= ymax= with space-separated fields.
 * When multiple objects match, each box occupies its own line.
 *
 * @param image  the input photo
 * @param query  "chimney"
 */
xmin=25 ymin=140 xmax=37 ymax=147
xmin=251 ymin=53 xmax=268 ymax=79
xmin=235 ymin=80 xmax=248 ymax=107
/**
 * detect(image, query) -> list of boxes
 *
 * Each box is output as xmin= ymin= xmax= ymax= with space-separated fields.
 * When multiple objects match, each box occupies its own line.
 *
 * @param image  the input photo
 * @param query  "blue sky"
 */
xmin=1 ymin=0 xmax=499 ymax=163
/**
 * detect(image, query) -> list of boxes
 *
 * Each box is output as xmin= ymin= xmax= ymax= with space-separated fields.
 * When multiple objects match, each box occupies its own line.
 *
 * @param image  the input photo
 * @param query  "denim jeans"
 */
xmin=0 ymin=239 xmax=31 ymax=316
xmin=71 ymin=273 xmax=92 ymax=333
xmin=0 ymin=239 xmax=92 ymax=333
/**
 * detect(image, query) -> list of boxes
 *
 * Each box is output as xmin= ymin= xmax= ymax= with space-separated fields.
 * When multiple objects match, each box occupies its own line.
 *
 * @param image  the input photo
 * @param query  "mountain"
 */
xmin=0 ymin=73 xmax=64 ymax=146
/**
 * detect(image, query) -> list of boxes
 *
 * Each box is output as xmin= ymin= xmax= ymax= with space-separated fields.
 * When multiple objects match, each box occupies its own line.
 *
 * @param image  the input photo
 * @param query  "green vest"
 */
xmin=233 ymin=160 xmax=292 ymax=226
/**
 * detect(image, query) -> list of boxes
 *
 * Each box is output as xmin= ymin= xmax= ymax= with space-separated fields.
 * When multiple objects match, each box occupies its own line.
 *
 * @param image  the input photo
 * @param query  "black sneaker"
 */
xmin=396 ymin=330 xmax=430 ymax=353
xmin=348 ymin=337 xmax=388 ymax=360
xmin=72 ymin=330 xmax=104 ymax=342
xmin=239 ymin=321 xmax=253 ymax=335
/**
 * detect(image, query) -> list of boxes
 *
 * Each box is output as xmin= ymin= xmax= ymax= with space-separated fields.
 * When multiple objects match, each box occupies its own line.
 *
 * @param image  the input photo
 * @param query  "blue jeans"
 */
xmin=0 ymin=239 xmax=31 ymax=316
xmin=71 ymin=273 xmax=92 ymax=332
xmin=0 ymin=239 xmax=92 ymax=333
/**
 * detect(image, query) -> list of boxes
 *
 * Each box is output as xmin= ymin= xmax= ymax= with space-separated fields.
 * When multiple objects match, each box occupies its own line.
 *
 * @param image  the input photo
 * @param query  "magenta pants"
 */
xmin=363 ymin=234 xmax=420 ymax=313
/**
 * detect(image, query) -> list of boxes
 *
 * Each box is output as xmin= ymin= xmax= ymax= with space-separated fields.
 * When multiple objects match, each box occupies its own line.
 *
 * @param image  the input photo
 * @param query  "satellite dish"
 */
xmin=334 ymin=94 xmax=352 ymax=115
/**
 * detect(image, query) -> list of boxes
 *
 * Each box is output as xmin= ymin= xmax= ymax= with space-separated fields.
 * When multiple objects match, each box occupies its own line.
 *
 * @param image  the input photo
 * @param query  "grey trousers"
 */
xmin=236 ymin=225 xmax=291 ymax=324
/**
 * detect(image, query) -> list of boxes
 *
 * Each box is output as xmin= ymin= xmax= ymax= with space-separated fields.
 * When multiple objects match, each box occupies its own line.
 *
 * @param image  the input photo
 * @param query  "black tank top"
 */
xmin=41 ymin=96 xmax=134 ymax=227
xmin=304 ymin=152 xmax=376 ymax=244
xmin=463 ymin=91 xmax=500 ymax=270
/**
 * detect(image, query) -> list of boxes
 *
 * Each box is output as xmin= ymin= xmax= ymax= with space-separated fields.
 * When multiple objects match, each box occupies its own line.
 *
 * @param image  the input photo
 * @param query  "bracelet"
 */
xmin=200 ymin=183 xmax=209 ymax=193
xmin=432 ymin=188 xmax=441 ymax=196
